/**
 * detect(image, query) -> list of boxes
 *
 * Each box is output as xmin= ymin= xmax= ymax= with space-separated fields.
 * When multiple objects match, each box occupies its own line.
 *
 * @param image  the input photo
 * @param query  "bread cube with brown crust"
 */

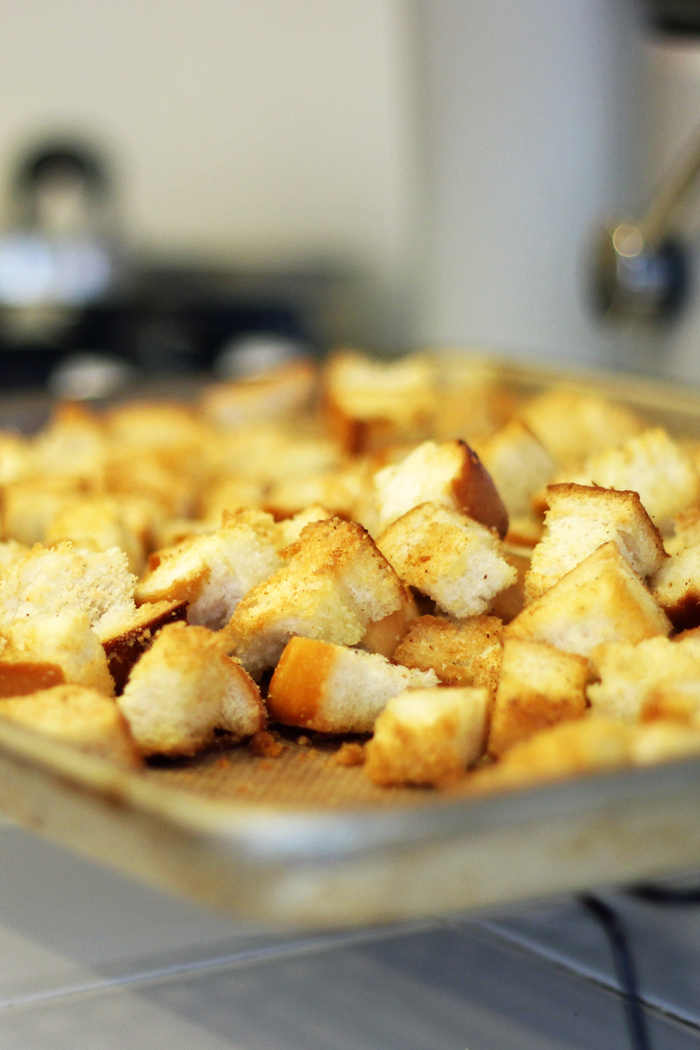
xmin=224 ymin=517 xmax=410 ymax=676
xmin=100 ymin=599 xmax=188 ymax=693
xmin=31 ymin=402 xmax=107 ymax=483
xmin=488 ymin=638 xmax=588 ymax=757
xmin=520 ymin=388 xmax=644 ymax=468
xmin=0 ymin=611 xmax=114 ymax=696
xmin=588 ymin=634 xmax=700 ymax=722
xmin=563 ymin=427 xmax=700 ymax=534
xmin=377 ymin=502 xmax=516 ymax=619
xmin=0 ymin=684 xmax=139 ymax=766
xmin=0 ymin=542 xmax=137 ymax=641
xmin=505 ymin=542 xmax=671 ymax=657
xmin=266 ymin=636 xmax=438 ymax=733
xmin=641 ymin=679 xmax=700 ymax=725
xmin=467 ymin=715 xmax=633 ymax=794
xmin=364 ymin=686 xmax=489 ymax=787
xmin=199 ymin=359 xmax=318 ymax=428
xmin=525 ymin=484 xmax=666 ymax=603
xmin=136 ymin=508 xmax=283 ymax=630
xmin=489 ymin=544 xmax=530 ymax=622
xmin=323 ymin=350 xmax=438 ymax=454
xmin=45 ymin=495 xmax=146 ymax=574
xmin=2 ymin=475 xmax=90 ymax=546
xmin=650 ymin=545 xmax=700 ymax=630
xmin=393 ymin=614 xmax=504 ymax=696
xmin=118 ymin=621 xmax=265 ymax=756
xmin=372 ymin=439 xmax=509 ymax=539
xmin=478 ymin=419 xmax=555 ymax=518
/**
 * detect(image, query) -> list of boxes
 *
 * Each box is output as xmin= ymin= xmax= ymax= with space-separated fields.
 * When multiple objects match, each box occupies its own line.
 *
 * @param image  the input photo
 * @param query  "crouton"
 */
xmin=489 ymin=544 xmax=530 ymax=622
xmin=118 ymin=622 xmax=265 ymax=756
xmin=505 ymin=542 xmax=671 ymax=657
xmin=45 ymin=495 xmax=146 ymax=573
xmin=323 ymin=350 xmax=438 ymax=454
xmin=200 ymin=359 xmax=317 ymax=428
xmin=467 ymin=715 xmax=633 ymax=793
xmin=488 ymin=638 xmax=589 ymax=757
xmin=0 ymin=611 xmax=114 ymax=696
xmin=588 ymin=634 xmax=700 ymax=721
xmin=372 ymin=439 xmax=509 ymax=539
xmin=377 ymin=502 xmax=515 ymax=618
xmin=100 ymin=599 xmax=188 ymax=693
xmin=0 ymin=542 xmax=137 ymax=641
xmin=565 ymin=427 xmax=700 ymax=533
xmin=0 ymin=684 xmax=139 ymax=766
xmin=525 ymin=484 xmax=666 ymax=603
xmin=266 ymin=636 xmax=438 ymax=733
xmin=651 ymin=545 xmax=700 ymax=630
xmin=478 ymin=419 xmax=555 ymax=518
xmin=393 ymin=614 xmax=503 ymax=696
xmin=358 ymin=587 xmax=420 ymax=659
xmin=364 ymin=686 xmax=489 ymax=787
xmin=136 ymin=509 xmax=282 ymax=629
xmin=225 ymin=517 xmax=409 ymax=676
xmin=520 ymin=388 xmax=644 ymax=467
xmin=2 ymin=476 xmax=90 ymax=545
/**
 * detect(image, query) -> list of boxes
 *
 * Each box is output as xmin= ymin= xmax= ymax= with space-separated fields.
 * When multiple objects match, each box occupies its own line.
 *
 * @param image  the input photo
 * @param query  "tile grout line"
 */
xmin=454 ymin=917 xmax=700 ymax=1037
xmin=0 ymin=919 xmax=443 ymax=1014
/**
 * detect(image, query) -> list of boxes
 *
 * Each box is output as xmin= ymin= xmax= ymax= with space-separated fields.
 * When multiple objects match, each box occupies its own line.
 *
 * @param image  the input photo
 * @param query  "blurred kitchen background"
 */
xmin=1 ymin=0 xmax=700 ymax=389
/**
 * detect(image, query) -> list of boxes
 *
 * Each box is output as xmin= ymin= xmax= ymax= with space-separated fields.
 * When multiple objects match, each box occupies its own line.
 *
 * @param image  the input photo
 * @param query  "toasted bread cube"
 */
xmin=432 ymin=353 xmax=517 ymax=444
xmin=197 ymin=477 xmax=267 ymax=521
xmin=0 ymin=685 xmax=139 ymax=766
xmin=364 ymin=686 xmax=489 ymax=787
xmin=225 ymin=517 xmax=409 ymax=676
xmin=377 ymin=503 xmax=516 ymax=618
xmin=468 ymin=716 xmax=633 ymax=793
xmin=0 ymin=542 xmax=137 ymax=641
xmin=323 ymin=350 xmax=437 ymax=454
xmin=478 ymin=419 xmax=555 ymax=518
xmin=266 ymin=637 xmax=438 ymax=733
xmin=200 ymin=360 xmax=317 ymax=428
xmin=100 ymin=599 xmax=188 ymax=693
xmin=31 ymin=402 xmax=107 ymax=481
xmin=118 ymin=622 xmax=265 ymax=756
xmin=525 ymin=484 xmax=666 ymax=603
xmin=489 ymin=544 xmax=530 ymax=622
xmin=520 ymin=388 xmax=643 ymax=467
xmin=505 ymin=542 xmax=670 ymax=657
xmin=488 ymin=639 xmax=588 ymax=757
xmin=588 ymin=634 xmax=700 ymax=721
xmin=136 ymin=508 xmax=283 ymax=629
xmin=568 ymin=427 xmax=700 ymax=533
xmin=372 ymin=439 xmax=508 ymax=539
xmin=0 ymin=611 xmax=115 ymax=696
xmin=642 ymin=679 xmax=700 ymax=724
xmin=2 ymin=476 xmax=90 ymax=546
xmin=45 ymin=495 xmax=146 ymax=574
xmin=358 ymin=587 xmax=420 ymax=659
xmin=651 ymin=546 xmax=700 ymax=629
xmin=393 ymin=614 xmax=503 ymax=696
xmin=629 ymin=721 xmax=700 ymax=766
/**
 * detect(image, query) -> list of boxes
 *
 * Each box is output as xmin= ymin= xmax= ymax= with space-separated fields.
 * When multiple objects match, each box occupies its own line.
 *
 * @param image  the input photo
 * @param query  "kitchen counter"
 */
xmin=0 ymin=818 xmax=698 ymax=1049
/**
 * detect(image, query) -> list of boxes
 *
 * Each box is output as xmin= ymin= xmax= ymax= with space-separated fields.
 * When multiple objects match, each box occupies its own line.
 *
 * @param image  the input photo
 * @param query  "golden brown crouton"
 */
xmin=100 ymin=599 xmax=188 ymax=693
xmin=118 ymin=622 xmax=265 ymax=756
xmin=364 ymin=686 xmax=489 ymax=787
xmin=225 ymin=517 xmax=410 ymax=676
xmin=377 ymin=502 xmax=516 ymax=618
xmin=0 ymin=611 xmax=115 ymax=696
xmin=199 ymin=360 xmax=317 ymax=428
xmin=393 ymin=614 xmax=504 ymax=696
xmin=588 ymin=634 xmax=700 ymax=721
xmin=520 ymin=388 xmax=644 ymax=468
xmin=266 ymin=636 xmax=438 ymax=733
xmin=323 ymin=350 xmax=438 ymax=454
xmin=371 ymin=439 xmax=509 ymax=539
xmin=505 ymin=542 xmax=671 ymax=657
xmin=0 ymin=684 xmax=139 ymax=766
xmin=651 ymin=546 xmax=700 ymax=630
xmin=525 ymin=484 xmax=666 ymax=603
xmin=136 ymin=508 xmax=283 ymax=629
xmin=488 ymin=638 xmax=589 ymax=757
xmin=478 ymin=419 xmax=555 ymax=518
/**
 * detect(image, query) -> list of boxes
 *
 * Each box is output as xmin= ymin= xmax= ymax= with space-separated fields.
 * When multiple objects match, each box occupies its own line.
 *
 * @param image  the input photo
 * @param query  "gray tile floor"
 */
xmin=0 ymin=820 xmax=699 ymax=1049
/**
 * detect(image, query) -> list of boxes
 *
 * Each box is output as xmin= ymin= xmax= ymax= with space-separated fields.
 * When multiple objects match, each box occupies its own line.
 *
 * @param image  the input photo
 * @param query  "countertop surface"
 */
xmin=1 ymin=817 xmax=699 ymax=1049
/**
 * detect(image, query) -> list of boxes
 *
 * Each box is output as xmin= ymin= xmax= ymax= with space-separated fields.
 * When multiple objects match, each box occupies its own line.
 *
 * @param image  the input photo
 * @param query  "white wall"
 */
xmin=0 ymin=0 xmax=418 ymax=341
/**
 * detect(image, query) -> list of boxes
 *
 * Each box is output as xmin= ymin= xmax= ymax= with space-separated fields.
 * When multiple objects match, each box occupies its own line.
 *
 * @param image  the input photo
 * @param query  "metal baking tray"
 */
xmin=2 ymin=351 xmax=700 ymax=928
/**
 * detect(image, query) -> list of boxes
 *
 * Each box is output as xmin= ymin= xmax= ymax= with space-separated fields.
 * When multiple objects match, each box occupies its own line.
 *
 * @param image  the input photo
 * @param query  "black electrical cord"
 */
xmin=578 ymin=894 xmax=653 ymax=1050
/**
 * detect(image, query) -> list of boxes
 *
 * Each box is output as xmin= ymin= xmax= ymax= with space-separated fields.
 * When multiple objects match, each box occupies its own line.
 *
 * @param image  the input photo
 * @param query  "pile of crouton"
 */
xmin=2 ymin=348 xmax=700 ymax=795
